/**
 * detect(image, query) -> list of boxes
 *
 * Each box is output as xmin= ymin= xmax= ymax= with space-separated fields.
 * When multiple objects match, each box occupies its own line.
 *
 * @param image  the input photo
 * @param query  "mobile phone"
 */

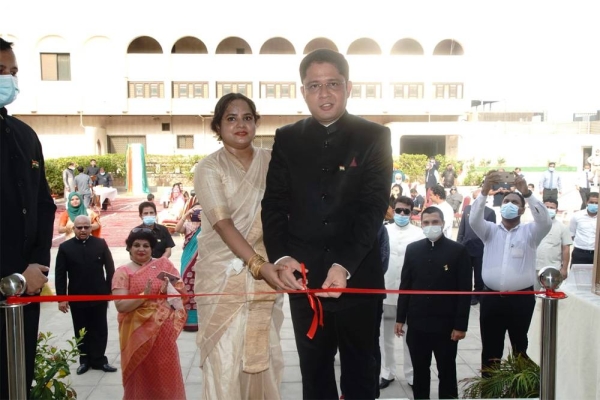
xmin=156 ymin=271 xmax=179 ymax=284
xmin=497 ymin=172 xmax=516 ymax=183
xmin=190 ymin=209 xmax=201 ymax=222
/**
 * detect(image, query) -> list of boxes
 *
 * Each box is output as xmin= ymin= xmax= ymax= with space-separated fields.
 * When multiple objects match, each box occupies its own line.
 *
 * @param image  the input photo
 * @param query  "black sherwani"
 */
xmin=396 ymin=236 xmax=471 ymax=400
xmin=1 ymin=107 xmax=56 ymax=399
xmin=262 ymin=111 xmax=392 ymax=399
xmin=55 ymin=236 xmax=115 ymax=367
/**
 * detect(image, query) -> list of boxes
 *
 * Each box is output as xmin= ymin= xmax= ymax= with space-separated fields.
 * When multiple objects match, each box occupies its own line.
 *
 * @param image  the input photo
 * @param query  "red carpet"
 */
xmin=52 ymin=195 xmax=150 ymax=248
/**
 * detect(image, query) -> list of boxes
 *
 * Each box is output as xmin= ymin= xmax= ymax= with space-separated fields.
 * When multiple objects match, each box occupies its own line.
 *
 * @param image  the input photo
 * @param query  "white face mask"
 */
xmin=548 ymin=167 xmax=555 ymax=172
xmin=423 ymin=225 xmax=443 ymax=241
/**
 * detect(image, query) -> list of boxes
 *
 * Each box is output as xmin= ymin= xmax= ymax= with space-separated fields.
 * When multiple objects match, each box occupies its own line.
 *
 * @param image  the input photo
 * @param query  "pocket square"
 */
xmin=349 ymin=157 xmax=358 ymax=167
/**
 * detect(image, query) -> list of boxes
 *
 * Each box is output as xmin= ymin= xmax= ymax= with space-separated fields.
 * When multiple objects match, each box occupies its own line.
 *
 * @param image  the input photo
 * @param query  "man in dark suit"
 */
xmin=1 ymin=38 xmax=56 ymax=399
xmin=395 ymin=207 xmax=471 ymax=400
xmin=457 ymin=188 xmax=497 ymax=305
xmin=261 ymin=49 xmax=392 ymax=399
xmin=55 ymin=215 xmax=117 ymax=375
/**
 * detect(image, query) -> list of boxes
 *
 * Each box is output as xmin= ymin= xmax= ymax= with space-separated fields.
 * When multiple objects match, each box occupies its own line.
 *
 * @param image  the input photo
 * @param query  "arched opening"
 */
xmin=260 ymin=37 xmax=295 ymax=54
xmin=171 ymin=36 xmax=208 ymax=54
xmin=215 ymin=37 xmax=252 ymax=54
xmin=303 ymin=38 xmax=338 ymax=54
xmin=347 ymin=38 xmax=382 ymax=55
xmin=391 ymin=38 xmax=424 ymax=55
xmin=433 ymin=39 xmax=464 ymax=55
xmin=127 ymin=36 xmax=163 ymax=54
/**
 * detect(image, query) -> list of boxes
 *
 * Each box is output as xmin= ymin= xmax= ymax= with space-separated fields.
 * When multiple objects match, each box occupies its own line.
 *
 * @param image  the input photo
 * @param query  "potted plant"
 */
xmin=460 ymin=352 xmax=540 ymax=398
xmin=31 ymin=329 xmax=85 ymax=400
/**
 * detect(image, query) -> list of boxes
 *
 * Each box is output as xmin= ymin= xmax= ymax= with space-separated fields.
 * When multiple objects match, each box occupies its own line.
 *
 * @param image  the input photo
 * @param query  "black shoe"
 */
xmin=379 ymin=377 xmax=394 ymax=389
xmin=92 ymin=363 xmax=117 ymax=372
xmin=76 ymin=364 xmax=89 ymax=375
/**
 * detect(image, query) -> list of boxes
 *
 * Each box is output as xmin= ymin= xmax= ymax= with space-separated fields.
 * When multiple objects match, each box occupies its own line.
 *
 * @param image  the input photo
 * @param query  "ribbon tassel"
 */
xmin=301 ymin=263 xmax=324 ymax=339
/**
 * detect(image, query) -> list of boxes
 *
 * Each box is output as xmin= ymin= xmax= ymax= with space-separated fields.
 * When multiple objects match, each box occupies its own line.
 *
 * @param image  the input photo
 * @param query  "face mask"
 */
xmin=142 ymin=216 xmax=156 ymax=225
xmin=588 ymin=204 xmax=598 ymax=214
xmin=500 ymin=203 xmax=520 ymax=219
xmin=548 ymin=167 xmax=555 ymax=172
xmin=423 ymin=225 xmax=442 ymax=241
xmin=585 ymin=169 xmax=590 ymax=172
xmin=547 ymin=209 xmax=556 ymax=219
xmin=0 ymin=75 xmax=19 ymax=108
xmin=394 ymin=214 xmax=410 ymax=227
xmin=100 ymin=172 xmax=105 ymax=176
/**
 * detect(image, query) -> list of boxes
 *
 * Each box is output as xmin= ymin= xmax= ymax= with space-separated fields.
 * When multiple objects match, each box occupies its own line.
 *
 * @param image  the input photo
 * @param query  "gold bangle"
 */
xmin=246 ymin=253 xmax=266 ymax=279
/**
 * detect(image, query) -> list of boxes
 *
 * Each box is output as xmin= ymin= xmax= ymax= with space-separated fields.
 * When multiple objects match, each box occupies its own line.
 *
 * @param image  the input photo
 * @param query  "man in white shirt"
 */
xmin=429 ymin=185 xmax=454 ymax=239
xmin=469 ymin=171 xmax=551 ymax=374
xmin=379 ymin=196 xmax=424 ymax=390
xmin=535 ymin=199 xmax=572 ymax=289
xmin=569 ymin=192 xmax=598 ymax=265
xmin=538 ymin=162 xmax=562 ymax=202
xmin=587 ymin=149 xmax=600 ymax=185
xmin=575 ymin=164 xmax=594 ymax=210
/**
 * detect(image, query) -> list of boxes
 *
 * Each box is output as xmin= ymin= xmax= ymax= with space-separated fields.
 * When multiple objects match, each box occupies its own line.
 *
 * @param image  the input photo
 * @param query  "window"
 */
xmin=216 ymin=82 xmax=253 ymax=98
xmin=177 ymin=135 xmax=194 ymax=149
xmin=40 ymin=53 xmax=71 ymax=81
xmin=392 ymin=83 xmax=424 ymax=99
xmin=128 ymin=82 xmax=164 ymax=98
xmin=253 ymin=135 xmax=275 ymax=149
xmin=433 ymin=83 xmax=463 ymax=99
xmin=260 ymin=82 xmax=296 ymax=99
xmin=350 ymin=83 xmax=381 ymax=99
xmin=161 ymin=123 xmax=170 ymax=132
xmin=172 ymin=82 xmax=209 ymax=98
xmin=107 ymin=136 xmax=146 ymax=154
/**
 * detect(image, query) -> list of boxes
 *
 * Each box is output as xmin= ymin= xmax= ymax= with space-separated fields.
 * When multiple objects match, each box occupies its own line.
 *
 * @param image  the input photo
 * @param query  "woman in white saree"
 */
xmin=194 ymin=93 xmax=284 ymax=400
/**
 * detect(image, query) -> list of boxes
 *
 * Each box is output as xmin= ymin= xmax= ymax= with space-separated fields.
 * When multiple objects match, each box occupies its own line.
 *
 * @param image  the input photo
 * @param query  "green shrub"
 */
xmin=44 ymin=154 xmax=203 ymax=196
xmin=31 ymin=329 xmax=85 ymax=399
xmin=394 ymin=154 xmax=465 ymax=184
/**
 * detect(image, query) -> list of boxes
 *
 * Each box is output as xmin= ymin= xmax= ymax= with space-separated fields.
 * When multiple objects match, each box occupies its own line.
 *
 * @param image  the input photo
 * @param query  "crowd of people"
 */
xmin=1 ymin=38 xmax=598 ymax=400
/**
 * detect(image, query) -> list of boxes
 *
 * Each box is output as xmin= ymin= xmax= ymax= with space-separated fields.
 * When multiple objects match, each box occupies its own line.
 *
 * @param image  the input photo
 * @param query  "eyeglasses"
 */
xmin=131 ymin=228 xmax=153 ymax=234
xmin=304 ymin=81 xmax=345 ymax=94
xmin=395 ymin=207 xmax=411 ymax=215
xmin=74 ymin=225 xmax=90 ymax=230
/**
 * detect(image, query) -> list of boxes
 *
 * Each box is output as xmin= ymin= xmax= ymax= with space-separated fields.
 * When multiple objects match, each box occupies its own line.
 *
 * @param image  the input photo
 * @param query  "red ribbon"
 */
xmin=301 ymin=263 xmax=324 ymax=339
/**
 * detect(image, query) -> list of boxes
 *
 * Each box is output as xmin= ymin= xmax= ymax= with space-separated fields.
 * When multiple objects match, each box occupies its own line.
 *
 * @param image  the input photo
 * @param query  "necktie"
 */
xmin=549 ymin=171 xmax=553 ymax=189
xmin=586 ymin=171 xmax=590 ymax=189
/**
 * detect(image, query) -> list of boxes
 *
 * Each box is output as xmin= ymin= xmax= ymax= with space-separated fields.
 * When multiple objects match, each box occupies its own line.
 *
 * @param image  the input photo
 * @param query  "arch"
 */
xmin=433 ymin=39 xmax=464 ymax=55
xmin=171 ymin=36 xmax=208 ymax=54
xmin=127 ymin=36 xmax=163 ymax=54
xmin=347 ymin=38 xmax=382 ymax=55
xmin=303 ymin=38 xmax=339 ymax=54
xmin=259 ymin=37 xmax=295 ymax=54
xmin=215 ymin=37 xmax=252 ymax=54
xmin=36 ymin=35 xmax=70 ymax=52
xmin=390 ymin=38 xmax=424 ymax=55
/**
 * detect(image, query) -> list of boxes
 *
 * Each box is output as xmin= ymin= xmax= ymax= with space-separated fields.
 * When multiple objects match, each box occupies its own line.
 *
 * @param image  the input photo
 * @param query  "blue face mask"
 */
xmin=500 ymin=202 xmax=520 ymax=219
xmin=142 ymin=216 xmax=156 ymax=225
xmin=0 ymin=75 xmax=19 ymax=108
xmin=394 ymin=214 xmax=410 ymax=227
xmin=547 ymin=209 xmax=556 ymax=219
xmin=588 ymin=204 xmax=598 ymax=214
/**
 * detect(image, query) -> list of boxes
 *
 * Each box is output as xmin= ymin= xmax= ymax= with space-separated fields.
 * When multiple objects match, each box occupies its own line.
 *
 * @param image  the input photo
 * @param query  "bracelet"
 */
xmin=245 ymin=253 xmax=266 ymax=279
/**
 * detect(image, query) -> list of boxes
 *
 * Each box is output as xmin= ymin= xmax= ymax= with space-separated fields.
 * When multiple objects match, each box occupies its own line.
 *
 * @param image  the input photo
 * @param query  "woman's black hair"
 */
xmin=125 ymin=229 xmax=157 ymax=251
xmin=210 ymin=93 xmax=260 ymax=141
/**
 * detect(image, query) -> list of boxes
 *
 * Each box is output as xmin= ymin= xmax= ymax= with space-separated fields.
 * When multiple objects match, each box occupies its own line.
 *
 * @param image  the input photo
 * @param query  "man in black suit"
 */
xmin=1 ymin=38 xmax=56 ymax=399
xmin=457 ymin=188 xmax=497 ymax=305
xmin=395 ymin=207 xmax=471 ymax=400
xmin=261 ymin=49 xmax=392 ymax=399
xmin=55 ymin=215 xmax=117 ymax=375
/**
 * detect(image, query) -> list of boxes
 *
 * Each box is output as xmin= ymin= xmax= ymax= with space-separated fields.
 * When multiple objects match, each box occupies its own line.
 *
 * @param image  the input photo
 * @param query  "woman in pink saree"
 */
xmin=112 ymin=228 xmax=187 ymax=399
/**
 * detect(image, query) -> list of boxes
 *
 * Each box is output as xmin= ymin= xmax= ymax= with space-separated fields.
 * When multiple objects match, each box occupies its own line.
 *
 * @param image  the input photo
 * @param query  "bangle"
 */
xmin=245 ymin=253 xmax=266 ymax=279
xmin=523 ymin=190 xmax=532 ymax=198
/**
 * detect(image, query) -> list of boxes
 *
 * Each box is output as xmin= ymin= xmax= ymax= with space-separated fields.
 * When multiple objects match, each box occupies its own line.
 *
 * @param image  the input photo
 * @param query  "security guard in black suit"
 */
xmin=396 ymin=207 xmax=471 ymax=400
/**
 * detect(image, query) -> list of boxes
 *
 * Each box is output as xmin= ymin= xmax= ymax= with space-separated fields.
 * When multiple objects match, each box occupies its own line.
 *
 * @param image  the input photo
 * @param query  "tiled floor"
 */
xmin=36 ymin=232 xmax=502 ymax=400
